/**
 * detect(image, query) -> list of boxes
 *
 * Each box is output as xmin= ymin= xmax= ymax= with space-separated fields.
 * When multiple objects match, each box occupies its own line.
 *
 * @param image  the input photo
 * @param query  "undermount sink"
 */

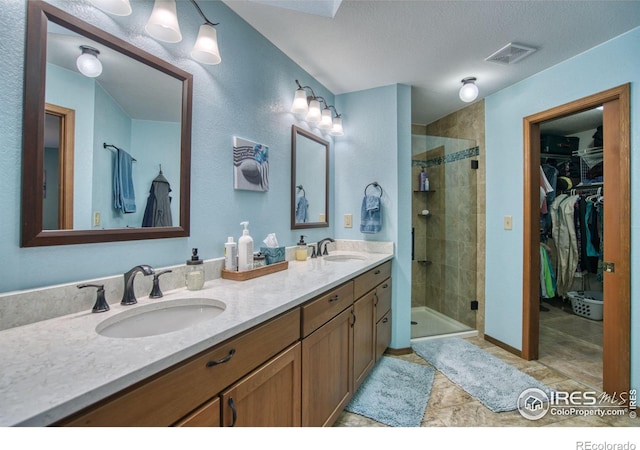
xmin=323 ymin=253 xmax=367 ymax=262
xmin=96 ymin=298 xmax=226 ymax=339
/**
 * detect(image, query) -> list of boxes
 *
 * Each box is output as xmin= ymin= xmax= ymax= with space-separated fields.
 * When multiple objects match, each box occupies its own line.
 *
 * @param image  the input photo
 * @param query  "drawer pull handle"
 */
xmin=374 ymin=292 xmax=379 ymax=306
xmin=328 ymin=295 xmax=340 ymax=303
xmin=374 ymin=270 xmax=381 ymax=275
xmin=206 ymin=349 xmax=236 ymax=367
xmin=382 ymin=283 xmax=388 ymax=289
xmin=382 ymin=317 xmax=389 ymax=324
xmin=351 ymin=309 xmax=356 ymax=327
xmin=228 ymin=397 xmax=237 ymax=427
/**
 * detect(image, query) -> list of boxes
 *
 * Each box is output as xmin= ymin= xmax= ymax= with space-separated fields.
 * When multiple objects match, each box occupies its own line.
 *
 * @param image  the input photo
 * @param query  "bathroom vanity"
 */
xmin=0 ymin=246 xmax=392 ymax=427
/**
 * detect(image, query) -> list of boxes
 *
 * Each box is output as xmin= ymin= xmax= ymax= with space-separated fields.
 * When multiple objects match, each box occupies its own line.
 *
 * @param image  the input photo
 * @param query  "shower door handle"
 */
xmin=411 ymin=227 xmax=415 ymax=261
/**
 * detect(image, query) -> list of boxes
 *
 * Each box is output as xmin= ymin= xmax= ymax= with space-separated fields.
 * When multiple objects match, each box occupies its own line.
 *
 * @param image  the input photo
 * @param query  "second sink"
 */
xmin=323 ymin=253 xmax=367 ymax=262
xmin=97 ymin=298 xmax=226 ymax=339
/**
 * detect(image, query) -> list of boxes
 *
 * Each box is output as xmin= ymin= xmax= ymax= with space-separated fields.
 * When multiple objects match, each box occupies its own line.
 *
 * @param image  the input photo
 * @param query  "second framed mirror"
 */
xmin=291 ymin=126 xmax=329 ymax=229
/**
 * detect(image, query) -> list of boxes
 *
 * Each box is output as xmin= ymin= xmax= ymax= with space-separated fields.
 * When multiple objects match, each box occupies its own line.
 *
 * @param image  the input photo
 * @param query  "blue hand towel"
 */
xmin=113 ymin=148 xmax=136 ymax=214
xmin=360 ymin=195 xmax=382 ymax=233
xmin=295 ymin=195 xmax=308 ymax=223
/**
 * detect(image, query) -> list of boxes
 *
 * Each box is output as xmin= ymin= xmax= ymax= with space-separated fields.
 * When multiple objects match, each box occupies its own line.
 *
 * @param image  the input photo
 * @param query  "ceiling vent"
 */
xmin=485 ymin=43 xmax=537 ymax=65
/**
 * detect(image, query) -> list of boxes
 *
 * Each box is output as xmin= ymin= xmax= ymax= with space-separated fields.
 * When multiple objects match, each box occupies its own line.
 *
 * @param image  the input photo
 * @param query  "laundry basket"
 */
xmin=568 ymin=291 xmax=603 ymax=321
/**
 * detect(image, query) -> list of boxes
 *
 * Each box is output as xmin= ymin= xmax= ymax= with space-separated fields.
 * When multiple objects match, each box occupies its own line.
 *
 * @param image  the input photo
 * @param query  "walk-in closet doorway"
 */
xmin=522 ymin=84 xmax=630 ymax=397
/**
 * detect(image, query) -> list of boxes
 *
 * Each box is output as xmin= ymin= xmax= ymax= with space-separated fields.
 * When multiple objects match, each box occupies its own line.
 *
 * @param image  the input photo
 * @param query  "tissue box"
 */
xmin=260 ymin=246 xmax=285 ymax=265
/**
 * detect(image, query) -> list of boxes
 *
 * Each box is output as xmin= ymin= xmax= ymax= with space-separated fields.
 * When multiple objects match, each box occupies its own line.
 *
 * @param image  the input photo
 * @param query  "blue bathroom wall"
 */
xmin=92 ymin=82 xmax=134 ymax=229
xmin=45 ymin=63 xmax=96 ymax=229
xmin=0 ymin=0 xmax=335 ymax=292
xmin=335 ymin=84 xmax=412 ymax=349
xmin=485 ymin=26 xmax=640 ymax=391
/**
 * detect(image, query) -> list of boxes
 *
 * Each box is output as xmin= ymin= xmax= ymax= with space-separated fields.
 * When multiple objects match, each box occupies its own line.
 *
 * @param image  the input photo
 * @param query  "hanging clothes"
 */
xmin=142 ymin=172 xmax=172 ymax=227
xmin=540 ymin=244 xmax=556 ymax=298
xmin=550 ymin=193 xmax=579 ymax=298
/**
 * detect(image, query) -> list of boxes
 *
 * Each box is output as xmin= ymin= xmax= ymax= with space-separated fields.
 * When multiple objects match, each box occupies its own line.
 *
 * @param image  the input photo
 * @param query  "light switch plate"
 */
xmin=504 ymin=215 xmax=512 ymax=230
xmin=344 ymin=214 xmax=353 ymax=228
xmin=93 ymin=211 xmax=101 ymax=227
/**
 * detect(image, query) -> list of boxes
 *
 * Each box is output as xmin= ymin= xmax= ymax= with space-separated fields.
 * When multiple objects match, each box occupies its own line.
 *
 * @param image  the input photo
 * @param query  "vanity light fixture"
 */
xmin=76 ymin=45 xmax=103 ymax=78
xmin=459 ymin=77 xmax=479 ymax=102
xmin=291 ymin=80 xmax=344 ymax=136
xmin=144 ymin=0 xmax=221 ymax=64
xmin=88 ymin=0 xmax=132 ymax=16
xmin=145 ymin=0 xmax=183 ymax=43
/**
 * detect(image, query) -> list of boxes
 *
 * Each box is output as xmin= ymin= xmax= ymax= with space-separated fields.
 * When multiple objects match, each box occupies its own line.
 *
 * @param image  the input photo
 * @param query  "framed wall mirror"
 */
xmin=291 ymin=126 xmax=329 ymax=229
xmin=22 ymin=1 xmax=193 ymax=247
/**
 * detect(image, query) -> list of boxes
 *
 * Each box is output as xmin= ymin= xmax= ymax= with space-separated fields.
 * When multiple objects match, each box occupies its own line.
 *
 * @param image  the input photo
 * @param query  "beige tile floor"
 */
xmin=335 ymin=326 xmax=637 ymax=428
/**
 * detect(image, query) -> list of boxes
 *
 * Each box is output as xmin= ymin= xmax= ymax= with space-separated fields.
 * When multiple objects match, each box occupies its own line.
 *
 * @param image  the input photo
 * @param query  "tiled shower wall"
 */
xmin=411 ymin=100 xmax=486 ymax=333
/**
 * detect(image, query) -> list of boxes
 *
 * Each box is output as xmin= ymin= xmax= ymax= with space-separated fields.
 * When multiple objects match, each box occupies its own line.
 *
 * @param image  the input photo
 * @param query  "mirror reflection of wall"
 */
xmin=43 ymin=22 xmax=182 ymax=231
xmin=291 ymin=126 xmax=329 ymax=229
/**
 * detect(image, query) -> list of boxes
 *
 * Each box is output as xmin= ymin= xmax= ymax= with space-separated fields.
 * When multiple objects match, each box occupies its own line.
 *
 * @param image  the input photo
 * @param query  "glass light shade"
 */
xmin=145 ymin=0 xmax=182 ymax=43
xmin=306 ymin=99 xmax=322 ymax=123
xmin=291 ymin=89 xmax=308 ymax=116
xmin=191 ymin=24 xmax=221 ymax=65
xmin=319 ymin=108 xmax=333 ymax=130
xmin=329 ymin=117 xmax=344 ymax=136
xmin=459 ymin=81 xmax=479 ymax=102
xmin=76 ymin=47 xmax=102 ymax=78
xmin=89 ymin=0 xmax=132 ymax=16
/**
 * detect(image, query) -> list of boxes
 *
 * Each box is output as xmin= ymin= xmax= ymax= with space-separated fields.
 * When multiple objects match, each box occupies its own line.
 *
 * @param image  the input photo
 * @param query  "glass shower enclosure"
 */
xmin=411 ymin=134 xmax=479 ymax=340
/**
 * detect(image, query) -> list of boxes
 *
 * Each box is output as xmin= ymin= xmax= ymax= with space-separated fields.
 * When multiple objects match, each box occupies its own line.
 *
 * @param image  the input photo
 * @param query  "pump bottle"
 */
xmin=238 ymin=221 xmax=254 ymax=271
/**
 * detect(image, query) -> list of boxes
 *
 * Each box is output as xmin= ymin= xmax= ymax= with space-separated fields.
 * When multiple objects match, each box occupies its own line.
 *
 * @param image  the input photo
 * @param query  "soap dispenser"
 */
xmin=295 ymin=235 xmax=308 ymax=261
xmin=185 ymin=248 xmax=205 ymax=290
xmin=238 ymin=221 xmax=254 ymax=272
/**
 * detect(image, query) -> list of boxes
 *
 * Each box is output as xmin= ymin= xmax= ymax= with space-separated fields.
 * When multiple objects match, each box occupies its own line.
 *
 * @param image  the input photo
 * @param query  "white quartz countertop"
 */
xmin=0 ymin=250 xmax=392 ymax=426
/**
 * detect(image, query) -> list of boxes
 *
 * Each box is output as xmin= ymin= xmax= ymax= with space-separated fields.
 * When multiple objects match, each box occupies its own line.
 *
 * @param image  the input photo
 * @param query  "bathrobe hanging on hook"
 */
xmin=142 ymin=169 xmax=172 ymax=227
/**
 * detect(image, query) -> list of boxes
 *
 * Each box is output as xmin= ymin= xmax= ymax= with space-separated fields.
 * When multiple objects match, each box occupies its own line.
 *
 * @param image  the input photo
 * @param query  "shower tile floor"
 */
xmin=335 ymin=332 xmax=636 ymax=428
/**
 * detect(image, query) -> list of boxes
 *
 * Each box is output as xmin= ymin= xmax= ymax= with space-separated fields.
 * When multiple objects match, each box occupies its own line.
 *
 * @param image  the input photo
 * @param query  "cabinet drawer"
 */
xmin=375 ymin=278 xmax=392 ymax=322
xmin=174 ymin=397 xmax=220 ymax=427
xmin=302 ymin=281 xmax=354 ymax=337
xmin=354 ymin=261 xmax=391 ymax=299
xmin=64 ymin=308 xmax=300 ymax=427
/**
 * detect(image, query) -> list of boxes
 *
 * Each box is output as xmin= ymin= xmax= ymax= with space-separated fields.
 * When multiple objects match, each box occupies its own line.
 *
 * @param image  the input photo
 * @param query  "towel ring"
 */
xmin=296 ymin=184 xmax=306 ymax=196
xmin=364 ymin=182 xmax=383 ymax=197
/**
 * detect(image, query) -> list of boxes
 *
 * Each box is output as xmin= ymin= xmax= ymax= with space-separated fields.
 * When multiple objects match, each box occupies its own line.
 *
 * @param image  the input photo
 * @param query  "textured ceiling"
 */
xmin=223 ymin=0 xmax=640 ymax=125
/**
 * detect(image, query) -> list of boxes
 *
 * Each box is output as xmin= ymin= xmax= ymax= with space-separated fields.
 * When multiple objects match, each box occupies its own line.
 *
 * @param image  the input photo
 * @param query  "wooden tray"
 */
xmin=221 ymin=260 xmax=289 ymax=281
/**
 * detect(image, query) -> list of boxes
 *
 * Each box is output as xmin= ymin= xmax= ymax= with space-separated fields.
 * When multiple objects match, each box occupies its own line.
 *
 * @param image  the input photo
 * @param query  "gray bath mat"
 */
xmin=345 ymin=356 xmax=435 ymax=427
xmin=412 ymin=337 xmax=552 ymax=412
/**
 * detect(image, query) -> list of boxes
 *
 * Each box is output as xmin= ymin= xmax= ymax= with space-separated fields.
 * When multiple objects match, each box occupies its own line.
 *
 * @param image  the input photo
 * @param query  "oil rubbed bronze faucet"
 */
xmin=121 ymin=265 xmax=154 ymax=305
xmin=316 ymin=237 xmax=335 ymax=257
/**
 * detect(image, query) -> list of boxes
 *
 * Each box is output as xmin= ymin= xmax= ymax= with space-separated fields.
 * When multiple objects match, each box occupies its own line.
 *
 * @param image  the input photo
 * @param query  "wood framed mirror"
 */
xmin=22 ymin=1 xmax=193 ymax=247
xmin=291 ymin=125 xmax=329 ymax=229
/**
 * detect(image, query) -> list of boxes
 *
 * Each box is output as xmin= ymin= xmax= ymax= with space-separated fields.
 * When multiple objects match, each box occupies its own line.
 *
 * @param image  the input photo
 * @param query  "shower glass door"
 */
xmin=411 ymin=134 xmax=478 ymax=339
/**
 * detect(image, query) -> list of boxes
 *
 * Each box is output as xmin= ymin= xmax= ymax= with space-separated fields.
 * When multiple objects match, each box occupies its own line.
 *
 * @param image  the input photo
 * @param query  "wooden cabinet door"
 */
xmin=220 ymin=343 xmax=301 ymax=427
xmin=353 ymin=290 xmax=376 ymax=390
xmin=174 ymin=397 xmax=220 ymax=427
xmin=301 ymin=307 xmax=353 ymax=427
xmin=376 ymin=310 xmax=392 ymax=361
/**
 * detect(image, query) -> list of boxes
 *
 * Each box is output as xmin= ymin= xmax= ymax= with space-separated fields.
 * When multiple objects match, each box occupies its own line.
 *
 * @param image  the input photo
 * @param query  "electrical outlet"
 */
xmin=344 ymin=214 xmax=353 ymax=228
xmin=470 ymin=300 xmax=479 ymax=310
xmin=93 ymin=211 xmax=101 ymax=227
xmin=504 ymin=215 xmax=513 ymax=230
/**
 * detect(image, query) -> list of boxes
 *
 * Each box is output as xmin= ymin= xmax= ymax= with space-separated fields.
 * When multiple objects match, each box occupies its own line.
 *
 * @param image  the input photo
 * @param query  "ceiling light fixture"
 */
xmin=291 ymin=80 xmax=344 ymax=136
xmin=459 ymin=77 xmax=478 ymax=103
xmin=76 ymin=45 xmax=103 ymax=78
xmin=89 ymin=0 xmax=132 ymax=16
